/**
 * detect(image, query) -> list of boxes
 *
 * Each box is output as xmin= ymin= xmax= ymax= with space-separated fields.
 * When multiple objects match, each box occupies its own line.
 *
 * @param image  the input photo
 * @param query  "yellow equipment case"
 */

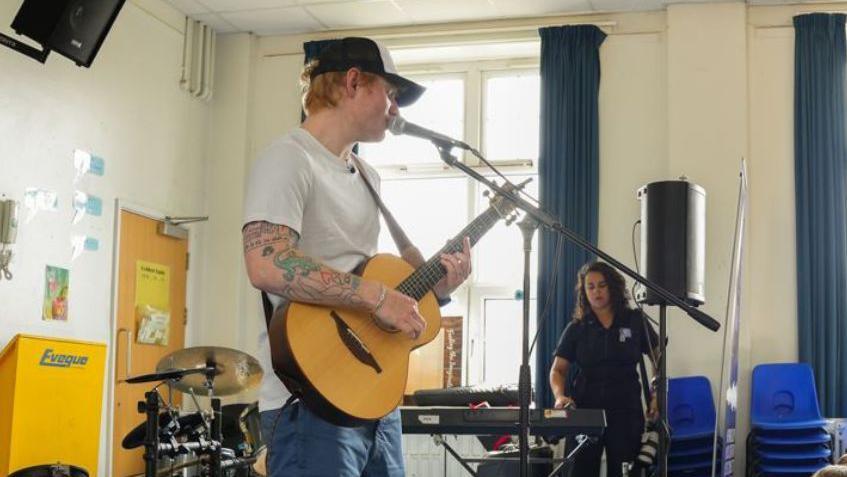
xmin=0 ymin=334 xmax=106 ymax=477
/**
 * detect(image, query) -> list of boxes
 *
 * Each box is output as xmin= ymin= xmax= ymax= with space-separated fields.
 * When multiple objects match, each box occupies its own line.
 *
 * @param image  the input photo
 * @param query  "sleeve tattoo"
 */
xmin=243 ymin=221 xmax=367 ymax=308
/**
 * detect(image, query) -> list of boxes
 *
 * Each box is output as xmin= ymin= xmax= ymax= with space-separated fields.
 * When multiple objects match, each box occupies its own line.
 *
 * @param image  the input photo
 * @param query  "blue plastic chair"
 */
xmin=669 ymin=376 xmax=717 ymax=440
xmin=755 ymin=446 xmax=832 ymax=461
xmin=755 ymin=461 xmax=829 ymax=474
xmin=670 ymin=444 xmax=718 ymax=458
xmin=668 ymin=466 xmax=716 ymax=477
xmin=753 ymin=429 xmax=830 ymax=445
xmin=668 ymin=456 xmax=713 ymax=472
xmin=751 ymin=363 xmax=827 ymax=430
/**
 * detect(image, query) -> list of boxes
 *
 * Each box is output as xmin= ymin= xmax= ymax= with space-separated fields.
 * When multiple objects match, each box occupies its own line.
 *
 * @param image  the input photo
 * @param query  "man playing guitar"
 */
xmin=242 ymin=37 xmax=472 ymax=477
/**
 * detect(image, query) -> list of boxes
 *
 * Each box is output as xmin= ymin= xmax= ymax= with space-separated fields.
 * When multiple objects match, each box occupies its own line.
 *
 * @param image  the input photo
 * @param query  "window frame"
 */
xmin=374 ymin=56 xmax=541 ymax=388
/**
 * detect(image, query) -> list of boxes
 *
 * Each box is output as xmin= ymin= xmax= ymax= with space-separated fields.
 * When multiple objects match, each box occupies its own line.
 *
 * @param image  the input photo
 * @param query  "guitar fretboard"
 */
xmin=396 ymin=205 xmax=504 ymax=301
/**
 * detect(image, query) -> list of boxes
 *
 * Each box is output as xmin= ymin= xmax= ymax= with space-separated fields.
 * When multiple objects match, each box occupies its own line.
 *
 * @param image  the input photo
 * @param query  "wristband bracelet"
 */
xmin=373 ymin=284 xmax=387 ymax=314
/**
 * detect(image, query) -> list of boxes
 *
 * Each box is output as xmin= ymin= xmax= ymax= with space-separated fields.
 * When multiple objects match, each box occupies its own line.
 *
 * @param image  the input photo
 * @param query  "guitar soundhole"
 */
xmin=330 ymin=311 xmax=382 ymax=374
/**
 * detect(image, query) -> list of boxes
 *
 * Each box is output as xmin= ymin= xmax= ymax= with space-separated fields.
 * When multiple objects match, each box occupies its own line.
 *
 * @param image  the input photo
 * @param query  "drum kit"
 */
xmin=6 ymin=346 xmax=266 ymax=477
xmin=122 ymin=346 xmax=266 ymax=477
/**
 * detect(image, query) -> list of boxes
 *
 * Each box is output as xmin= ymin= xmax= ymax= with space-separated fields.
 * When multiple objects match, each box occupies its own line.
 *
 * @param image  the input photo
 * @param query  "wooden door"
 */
xmin=112 ymin=211 xmax=189 ymax=477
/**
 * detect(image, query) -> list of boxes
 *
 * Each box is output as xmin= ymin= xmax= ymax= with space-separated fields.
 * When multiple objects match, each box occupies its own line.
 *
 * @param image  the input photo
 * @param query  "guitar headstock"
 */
xmin=484 ymin=178 xmax=532 ymax=221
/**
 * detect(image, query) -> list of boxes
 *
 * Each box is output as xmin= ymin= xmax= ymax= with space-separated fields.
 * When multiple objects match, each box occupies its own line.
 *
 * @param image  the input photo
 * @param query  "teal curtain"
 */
xmin=534 ymin=25 xmax=606 ymax=409
xmin=794 ymin=13 xmax=847 ymax=417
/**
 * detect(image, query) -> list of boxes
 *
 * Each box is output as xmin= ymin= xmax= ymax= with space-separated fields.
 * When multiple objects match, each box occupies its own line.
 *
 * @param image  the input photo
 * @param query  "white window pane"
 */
xmin=378 ymin=177 xmax=469 ymax=258
xmin=482 ymin=298 xmax=537 ymax=387
xmin=475 ymin=175 xmax=539 ymax=289
xmin=359 ymin=77 xmax=465 ymax=167
xmin=483 ymin=73 xmax=540 ymax=161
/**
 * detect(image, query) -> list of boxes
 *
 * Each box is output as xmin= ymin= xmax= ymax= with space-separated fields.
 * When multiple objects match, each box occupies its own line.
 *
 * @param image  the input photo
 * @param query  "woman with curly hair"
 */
xmin=549 ymin=261 xmax=659 ymax=477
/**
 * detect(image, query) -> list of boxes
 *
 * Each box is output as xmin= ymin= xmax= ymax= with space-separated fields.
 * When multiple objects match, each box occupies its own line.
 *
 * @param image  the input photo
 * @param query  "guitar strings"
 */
xmin=356 ymin=206 xmax=502 ymax=341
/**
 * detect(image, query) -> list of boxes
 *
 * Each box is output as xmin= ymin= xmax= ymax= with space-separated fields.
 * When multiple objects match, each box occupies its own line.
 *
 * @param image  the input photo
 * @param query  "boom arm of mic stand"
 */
xmin=435 ymin=145 xmax=720 ymax=332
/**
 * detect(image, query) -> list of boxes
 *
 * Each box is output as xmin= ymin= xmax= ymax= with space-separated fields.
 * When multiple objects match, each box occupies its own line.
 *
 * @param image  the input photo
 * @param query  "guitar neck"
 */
xmin=396 ymin=205 xmax=504 ymax=301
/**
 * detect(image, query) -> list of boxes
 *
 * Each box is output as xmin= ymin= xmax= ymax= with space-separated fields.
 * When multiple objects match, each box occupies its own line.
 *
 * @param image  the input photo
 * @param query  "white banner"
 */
xmin=717 ymin=159 xmax=749 ymax=477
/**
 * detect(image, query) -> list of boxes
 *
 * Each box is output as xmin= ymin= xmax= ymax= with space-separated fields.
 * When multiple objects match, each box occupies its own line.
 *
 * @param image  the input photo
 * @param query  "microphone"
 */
xmin=388 ymin=116 xmax=471 ymax=150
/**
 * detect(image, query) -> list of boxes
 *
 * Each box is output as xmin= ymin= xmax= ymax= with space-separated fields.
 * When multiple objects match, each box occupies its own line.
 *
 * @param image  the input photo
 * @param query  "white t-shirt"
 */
xmin=243 ymin=127 xmax=381 ymax=412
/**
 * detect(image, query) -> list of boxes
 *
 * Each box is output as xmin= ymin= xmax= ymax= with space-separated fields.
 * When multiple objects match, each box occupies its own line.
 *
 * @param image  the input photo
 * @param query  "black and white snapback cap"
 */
xmin=310 ymin=37 xmax=425 ymax=107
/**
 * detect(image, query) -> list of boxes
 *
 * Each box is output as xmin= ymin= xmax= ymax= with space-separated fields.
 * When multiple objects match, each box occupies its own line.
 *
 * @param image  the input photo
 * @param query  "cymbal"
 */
xmin=156 ymin=346 xmax=262 ymax=396
xmin=122 ymin=412 xmax=204 ymax=449
xmin=125 ymin=367 xmax=214 ymax=384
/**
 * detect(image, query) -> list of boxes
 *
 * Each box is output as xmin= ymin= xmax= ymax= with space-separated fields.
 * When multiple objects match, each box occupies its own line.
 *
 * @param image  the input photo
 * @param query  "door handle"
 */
xmin=117 ymin=327 xmax=132 ymax=381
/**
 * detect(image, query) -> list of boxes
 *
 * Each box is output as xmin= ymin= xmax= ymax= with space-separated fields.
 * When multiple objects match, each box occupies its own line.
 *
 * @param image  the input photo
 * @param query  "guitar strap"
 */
xmin=261 ymin=290 xmax=274 ymax=330
xmin=351 ymin=155 xmax=419 ymax=259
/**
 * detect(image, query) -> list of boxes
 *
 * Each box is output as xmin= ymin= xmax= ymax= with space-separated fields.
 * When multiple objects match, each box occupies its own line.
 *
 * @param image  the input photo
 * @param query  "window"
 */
xmin=359 ymin=76 xmax=465 ymax=168
xmin=362 ymin=51 xmax=541 ymax=388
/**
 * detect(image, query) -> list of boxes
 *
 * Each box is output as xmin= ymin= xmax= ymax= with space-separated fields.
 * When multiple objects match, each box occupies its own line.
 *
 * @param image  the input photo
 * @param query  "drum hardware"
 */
xmin=122 ymin=411 xmax=204 ymax=450
xmin=125 ymin=347 xmax=264 ymax=477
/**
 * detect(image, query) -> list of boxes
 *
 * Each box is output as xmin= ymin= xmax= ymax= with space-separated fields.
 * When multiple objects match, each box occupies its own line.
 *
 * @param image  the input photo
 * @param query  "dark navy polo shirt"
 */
xmin=554 ymin=308 xmax=659 ymax=411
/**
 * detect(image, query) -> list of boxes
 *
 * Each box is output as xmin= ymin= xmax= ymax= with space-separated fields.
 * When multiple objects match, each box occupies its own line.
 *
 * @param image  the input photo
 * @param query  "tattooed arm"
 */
xmin=242 ymin=221 xmax=426 ymax=339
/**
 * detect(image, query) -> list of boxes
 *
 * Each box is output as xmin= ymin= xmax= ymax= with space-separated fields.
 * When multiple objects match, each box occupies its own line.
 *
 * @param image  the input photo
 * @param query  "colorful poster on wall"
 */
xmin=135 ymin=260 xmax=170 ymax=310
xmin=42 ymin=265 xmax=69 ymax=321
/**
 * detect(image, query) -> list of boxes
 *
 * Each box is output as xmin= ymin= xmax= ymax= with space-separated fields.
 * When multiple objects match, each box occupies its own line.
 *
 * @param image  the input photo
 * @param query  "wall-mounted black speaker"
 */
xmin=11 ymin=0 xmax=126 ymax=67
xmin=636 ymin=180 xmax=706 ymax=307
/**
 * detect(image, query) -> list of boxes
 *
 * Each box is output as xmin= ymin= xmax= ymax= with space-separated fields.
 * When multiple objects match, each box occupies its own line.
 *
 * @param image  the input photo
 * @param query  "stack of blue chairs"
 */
xmin=668 ymin=376 xmax=720 ymax=477
xmin=747 ymin=363 xmax=832 ymax=476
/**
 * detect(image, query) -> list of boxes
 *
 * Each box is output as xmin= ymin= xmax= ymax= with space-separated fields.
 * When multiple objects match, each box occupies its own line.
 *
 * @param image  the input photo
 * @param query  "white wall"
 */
xmin=0 ymin=0 xmax=211 ymax=473
xmin=747 ymin=5 xmax=799 ymax=369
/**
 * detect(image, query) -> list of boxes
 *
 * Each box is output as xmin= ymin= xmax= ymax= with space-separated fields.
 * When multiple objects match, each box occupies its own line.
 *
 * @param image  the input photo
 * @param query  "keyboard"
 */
xmin=400 ymin=406 xmax=606 ymax=437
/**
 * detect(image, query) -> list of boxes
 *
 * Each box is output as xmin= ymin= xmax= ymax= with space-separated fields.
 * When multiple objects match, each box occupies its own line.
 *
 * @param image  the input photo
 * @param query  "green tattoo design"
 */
xmin=275 ymin=254 xmax=321 ymax=281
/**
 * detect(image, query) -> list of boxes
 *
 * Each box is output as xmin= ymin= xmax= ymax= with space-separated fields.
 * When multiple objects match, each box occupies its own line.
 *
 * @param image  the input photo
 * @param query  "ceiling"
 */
xmin=162 ymin=0 xmax=842 ymax=36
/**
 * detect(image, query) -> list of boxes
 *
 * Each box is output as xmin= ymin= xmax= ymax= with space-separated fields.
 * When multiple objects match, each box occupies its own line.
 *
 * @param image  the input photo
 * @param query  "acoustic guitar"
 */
xmin=268 ymin=182 xmax=525 ymax=426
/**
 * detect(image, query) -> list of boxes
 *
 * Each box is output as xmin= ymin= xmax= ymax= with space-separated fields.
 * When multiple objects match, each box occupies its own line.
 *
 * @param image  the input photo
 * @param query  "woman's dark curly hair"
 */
xmin=573 ymin=261 xmax=631 ymax=321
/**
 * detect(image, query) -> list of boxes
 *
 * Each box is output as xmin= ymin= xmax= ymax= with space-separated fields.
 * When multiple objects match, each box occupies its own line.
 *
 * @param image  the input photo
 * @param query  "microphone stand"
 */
xmin=517 ymin=214 xmax=539 ymax=477
xmin=433 ymin=143 xmax=720 ymax=477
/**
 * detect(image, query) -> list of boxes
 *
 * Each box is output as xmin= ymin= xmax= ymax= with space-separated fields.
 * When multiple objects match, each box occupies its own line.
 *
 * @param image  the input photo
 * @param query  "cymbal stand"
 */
xmin=141 ymin=391 xmax=161 ymax=477
xmin=205 ymin=361 xmax=222 ymax=477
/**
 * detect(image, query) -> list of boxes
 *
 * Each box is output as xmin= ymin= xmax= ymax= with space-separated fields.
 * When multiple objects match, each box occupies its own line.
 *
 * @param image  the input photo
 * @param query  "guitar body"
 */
xmin=268 ymin=253 xmax=442 ymax=427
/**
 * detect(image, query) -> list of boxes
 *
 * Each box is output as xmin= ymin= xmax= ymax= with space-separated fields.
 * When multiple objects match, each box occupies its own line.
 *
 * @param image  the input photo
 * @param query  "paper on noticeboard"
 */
xmin=135 ymin=260 xmax=170 ymax=310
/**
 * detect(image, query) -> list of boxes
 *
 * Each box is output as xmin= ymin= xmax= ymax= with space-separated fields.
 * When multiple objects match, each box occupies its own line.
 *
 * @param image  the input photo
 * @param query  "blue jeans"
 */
xmin=260 ymin=401 xmax=405 ymax=477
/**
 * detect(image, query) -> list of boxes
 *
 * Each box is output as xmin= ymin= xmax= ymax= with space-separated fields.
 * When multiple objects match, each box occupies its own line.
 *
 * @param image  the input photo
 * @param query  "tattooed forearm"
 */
xmin=243 ymin=221 xmax=371 ymax=311
xmin=243 ymin=221 xmax=299 ymax=253
xmin=271 ymin=252 xmax=367 ymax=308
xmin=277 ymin=273 xmax=367 ymax=309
